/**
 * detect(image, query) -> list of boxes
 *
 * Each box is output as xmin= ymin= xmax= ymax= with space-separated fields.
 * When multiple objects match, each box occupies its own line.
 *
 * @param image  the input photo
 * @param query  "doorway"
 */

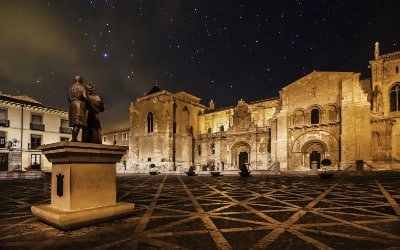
xmin=231 ymin=141 xmax=251 ymax=169
xmin=310 ymin=151 xmax=321 ymax=169
xmin=0 ymin=153 xmax=8 ymax=171
xmin=239 ymin=152 xmax=248 ymax=168
xmin=301 ymin=140 xmax=326 ymax=170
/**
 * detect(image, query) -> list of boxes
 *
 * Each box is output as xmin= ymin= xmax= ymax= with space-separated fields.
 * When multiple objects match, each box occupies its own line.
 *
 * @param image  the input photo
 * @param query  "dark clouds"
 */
xmin=0 ymin=1 xmax=97 ymax=97
xmin=0 ymin=1 xmax=134 ymax=129
xmin=0 ymin=2 xmax=76 ymax=83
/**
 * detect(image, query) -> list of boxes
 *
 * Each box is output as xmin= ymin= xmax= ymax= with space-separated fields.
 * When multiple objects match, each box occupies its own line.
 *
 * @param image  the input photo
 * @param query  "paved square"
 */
xmin=1 ymin=173 xmax=400 ymax=249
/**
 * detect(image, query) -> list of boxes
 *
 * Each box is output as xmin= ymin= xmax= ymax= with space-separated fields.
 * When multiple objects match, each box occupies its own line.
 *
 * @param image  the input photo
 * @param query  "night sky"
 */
xmin=1 ymin=0 xmax=400 ymax=130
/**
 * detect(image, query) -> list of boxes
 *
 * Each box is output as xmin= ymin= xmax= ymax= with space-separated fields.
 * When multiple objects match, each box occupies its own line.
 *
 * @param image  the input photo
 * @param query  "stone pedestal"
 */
xmin=31 ymin=141 xmax=134 ymax=230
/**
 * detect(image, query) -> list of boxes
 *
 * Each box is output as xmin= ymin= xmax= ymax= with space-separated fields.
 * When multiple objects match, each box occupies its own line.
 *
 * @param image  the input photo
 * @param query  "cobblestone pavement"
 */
xmin=1 ymin=173 xmax=400 ymax=249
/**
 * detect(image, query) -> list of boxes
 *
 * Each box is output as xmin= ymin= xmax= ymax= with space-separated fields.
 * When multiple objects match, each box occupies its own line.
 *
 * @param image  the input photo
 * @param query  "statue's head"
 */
xmin=87 ymin=82 xmax=96 ymax=92
xmin=74 ymin=75 xmax=83 ymax=83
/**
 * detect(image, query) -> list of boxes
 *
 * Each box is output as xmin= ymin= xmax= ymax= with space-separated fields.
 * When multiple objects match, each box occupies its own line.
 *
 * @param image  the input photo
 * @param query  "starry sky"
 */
xmin=1 ymin=0 xmax=400 ymax=130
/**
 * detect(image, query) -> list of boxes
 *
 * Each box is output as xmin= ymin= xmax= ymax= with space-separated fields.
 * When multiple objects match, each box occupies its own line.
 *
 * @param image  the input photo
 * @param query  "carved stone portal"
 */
xmin=233 ymin=99 xmax=251 ymax=129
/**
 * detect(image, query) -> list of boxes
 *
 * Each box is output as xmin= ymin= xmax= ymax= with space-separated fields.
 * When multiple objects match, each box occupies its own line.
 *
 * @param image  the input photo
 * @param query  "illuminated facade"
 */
xmin=102 ymin=127 xmax=129 ymax=146
xmin=0 ymin=93 xmax=71 ymax=172
xmin=102 ymin=127 xmax=129 ymax=170
xmin=127 ymin=43 xmax=400 ymax=172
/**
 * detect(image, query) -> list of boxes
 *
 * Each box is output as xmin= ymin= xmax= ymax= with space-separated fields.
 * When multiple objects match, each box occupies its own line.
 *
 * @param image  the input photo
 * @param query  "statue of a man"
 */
xmin=68 ymin=76 xmax=88 ymax=142
xmin=82 ymin=82 xmax=105 ymax=143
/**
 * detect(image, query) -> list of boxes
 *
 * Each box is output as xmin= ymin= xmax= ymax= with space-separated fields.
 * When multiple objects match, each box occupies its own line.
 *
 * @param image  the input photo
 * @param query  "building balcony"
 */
xmin=28 ymin=143 xmax=41 ymax=150
xmin=30 ymin=123 xmax=45 ymax=131
xmin=59 ymin=127 xmax=72 ymax=134
xmin=0 ymin=119 xmax=10 ymax=127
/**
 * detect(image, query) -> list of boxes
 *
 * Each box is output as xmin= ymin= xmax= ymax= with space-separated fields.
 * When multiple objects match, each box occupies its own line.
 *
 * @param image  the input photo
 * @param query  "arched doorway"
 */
xmin=301 ymin=140 xmax=327 ymax=169
xmin=231 ymin=141 xmax=251 ymax=169
xmin=238 ymin=152 xmax=248 ymax=167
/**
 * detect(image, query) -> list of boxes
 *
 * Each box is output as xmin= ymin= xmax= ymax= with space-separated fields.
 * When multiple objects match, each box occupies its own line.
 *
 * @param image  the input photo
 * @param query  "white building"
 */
xmin=0 ymin=93 xmax=71 ymax=172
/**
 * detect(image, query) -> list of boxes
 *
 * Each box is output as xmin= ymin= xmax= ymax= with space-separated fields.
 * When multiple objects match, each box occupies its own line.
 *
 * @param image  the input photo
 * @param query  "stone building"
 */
xmin=102 ymin=127 xmax=129 ymax=170
xmin=127 ymin=43 xmax=400 ymax=173
xmin=273 ymin=71 xmax=370 ymax=171
xmin=369 ymin=42 xmax=400 ymax=167
xmin=128 ymin=86 xmax=207 ymax=173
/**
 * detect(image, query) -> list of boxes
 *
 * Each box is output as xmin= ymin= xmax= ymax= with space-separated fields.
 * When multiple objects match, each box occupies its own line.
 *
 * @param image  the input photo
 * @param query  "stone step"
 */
xmin=0 ymin=171 xmax=45 ymax=180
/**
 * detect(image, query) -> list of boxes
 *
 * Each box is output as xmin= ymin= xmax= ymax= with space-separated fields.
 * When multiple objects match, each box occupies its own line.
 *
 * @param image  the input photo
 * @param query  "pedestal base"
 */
xmin=31 ymin=202 xmax=134 ymax=230
xmin=32 ymin=142 xmax=134 ymax=230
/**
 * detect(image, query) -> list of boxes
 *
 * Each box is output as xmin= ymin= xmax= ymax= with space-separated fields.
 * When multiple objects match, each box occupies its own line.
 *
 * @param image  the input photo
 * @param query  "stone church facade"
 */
xmin=127 ymin=43 xmax=400 ymax=173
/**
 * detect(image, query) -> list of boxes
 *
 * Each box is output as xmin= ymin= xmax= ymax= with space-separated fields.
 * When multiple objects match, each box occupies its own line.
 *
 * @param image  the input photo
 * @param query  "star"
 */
xmin=0 ymin=0 xmax=398 ymax=131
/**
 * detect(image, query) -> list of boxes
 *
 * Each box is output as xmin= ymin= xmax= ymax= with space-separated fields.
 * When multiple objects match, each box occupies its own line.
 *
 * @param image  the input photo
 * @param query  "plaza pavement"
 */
xmin=1 ymin=171 xmax=400 ymax=249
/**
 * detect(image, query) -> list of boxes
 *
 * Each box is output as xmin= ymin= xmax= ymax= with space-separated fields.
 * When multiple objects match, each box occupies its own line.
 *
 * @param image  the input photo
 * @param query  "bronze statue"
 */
xmin=68 ymin=76 xmax=88 ymax=142
xmin=82 ymin=82 xmax=105 ymax=143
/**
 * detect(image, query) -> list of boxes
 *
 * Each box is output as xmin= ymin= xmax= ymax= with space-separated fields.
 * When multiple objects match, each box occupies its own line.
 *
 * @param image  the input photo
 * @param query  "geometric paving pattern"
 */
xmin=1 ymin=174 xmax=400 ymax=249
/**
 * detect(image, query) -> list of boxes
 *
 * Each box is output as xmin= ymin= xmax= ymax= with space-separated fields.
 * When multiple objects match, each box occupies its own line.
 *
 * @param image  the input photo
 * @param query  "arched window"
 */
xmin=183 ymin=106 xmax=189 ymax=127
xmin=311 ymin=108 xmax=320 ymax=124
xmin=147 ymin=112 xmax=153 ymax=133
xmin=390 ymin=83 xmax=400 ymax=112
